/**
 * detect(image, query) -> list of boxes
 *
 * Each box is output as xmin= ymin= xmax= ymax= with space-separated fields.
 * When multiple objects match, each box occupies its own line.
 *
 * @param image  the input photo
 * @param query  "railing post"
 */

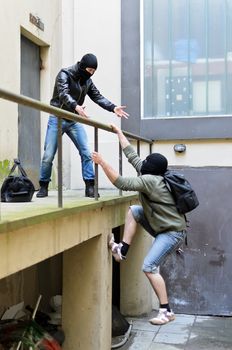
xmin=57 ymin=117 xmax=63 ymax=208
xmin=94 ymin=127 xmax=99 ymax=200
xmin=119 ymin=143 xmax=122 ymax=196
xmin=137 ymin=140 xmax=140 ymax=157
xmin=149 ymin=142 xmax=153 ymax=155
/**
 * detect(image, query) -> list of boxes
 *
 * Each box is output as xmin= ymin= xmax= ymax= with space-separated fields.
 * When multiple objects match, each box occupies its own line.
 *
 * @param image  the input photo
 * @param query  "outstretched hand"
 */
xmin=113 ymin=106 xmax=129 ymax=119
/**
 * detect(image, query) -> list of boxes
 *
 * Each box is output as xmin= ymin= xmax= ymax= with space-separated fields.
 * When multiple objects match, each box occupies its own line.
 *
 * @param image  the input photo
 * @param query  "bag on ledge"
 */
xmin=1 ymin=158 xmax=35 ymax=202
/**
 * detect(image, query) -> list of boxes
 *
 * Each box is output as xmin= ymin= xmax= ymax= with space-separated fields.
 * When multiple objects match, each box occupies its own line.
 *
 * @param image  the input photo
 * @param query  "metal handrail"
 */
xmin=0 ymin=88 xmax=152 ymax=142
xmin=0 ymin=87 xmax=153 ymax=207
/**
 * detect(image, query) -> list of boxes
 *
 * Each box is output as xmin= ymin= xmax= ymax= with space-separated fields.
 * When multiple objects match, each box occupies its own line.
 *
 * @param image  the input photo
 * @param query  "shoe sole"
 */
xmin=108 ymin=234 xmax=115 ymax=249
xmin=107 ymin=234 xmax=123 ymax=262
xmin=111 ymin=251 xmax=123 ymax=263
xmin=149 ymin=315 xmax=175 ymax=325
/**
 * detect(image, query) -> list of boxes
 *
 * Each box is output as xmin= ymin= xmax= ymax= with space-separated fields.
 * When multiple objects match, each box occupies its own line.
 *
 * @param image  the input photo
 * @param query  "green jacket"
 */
xmin=114 ymin=145 xmax=186 ymax=234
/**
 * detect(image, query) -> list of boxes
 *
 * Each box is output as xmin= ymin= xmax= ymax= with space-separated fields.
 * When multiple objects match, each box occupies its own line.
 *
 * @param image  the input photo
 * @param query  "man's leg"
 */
xmin=145 ymin=272 xmax=168 ymax=304
xmin=146 ymin=271 xmax=175 ymax=325
xmin=67 ymin=122 xmax=95 ymax=197
xmin=121 ymin=206 xmax=138 ymax=244
xmin=109 ymin=206 xmax=139 ymax=261
xmin=142 ymin=231 xmax=186 ymax=325
xmin=109 ymin=204 xmax=156 ymax=261
xmin=37 ymin=116 xmax=59 ymax=197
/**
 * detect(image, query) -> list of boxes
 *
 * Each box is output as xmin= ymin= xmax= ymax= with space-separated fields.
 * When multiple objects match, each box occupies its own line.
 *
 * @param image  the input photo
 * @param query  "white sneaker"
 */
xmin=108 ymin=234 xmax=125 ymax=262
xmin=149 ymin=308 xmax=175 ymax=325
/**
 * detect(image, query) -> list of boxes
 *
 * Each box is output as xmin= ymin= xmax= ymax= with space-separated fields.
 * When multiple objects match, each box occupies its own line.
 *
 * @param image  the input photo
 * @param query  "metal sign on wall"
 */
xmin=29 ymin=13 xmax=44 ymax=31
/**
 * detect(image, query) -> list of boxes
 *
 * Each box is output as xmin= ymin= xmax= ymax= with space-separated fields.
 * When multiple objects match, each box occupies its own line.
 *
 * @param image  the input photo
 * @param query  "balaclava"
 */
xmin=140 ymin=153 xmax=168 ymax=176
xmin=77 ymin=53 xmax=98 ymax=82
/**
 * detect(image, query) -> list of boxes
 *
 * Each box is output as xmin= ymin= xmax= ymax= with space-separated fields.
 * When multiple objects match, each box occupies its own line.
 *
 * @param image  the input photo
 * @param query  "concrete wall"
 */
xmin=0 ymin=195 xmax=154 ymax=349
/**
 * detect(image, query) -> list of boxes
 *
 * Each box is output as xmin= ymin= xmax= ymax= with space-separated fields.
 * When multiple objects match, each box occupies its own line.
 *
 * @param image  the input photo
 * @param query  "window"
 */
xmin=142 ymin=0 xmax=232 ymax=118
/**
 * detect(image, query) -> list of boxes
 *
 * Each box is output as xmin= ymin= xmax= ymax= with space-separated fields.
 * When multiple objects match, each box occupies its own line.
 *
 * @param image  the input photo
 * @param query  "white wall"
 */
xmin=70 ymin=0 xmax=122 ymax=189
xmin=152 ymin=140 xmax=232 ymax=167
xmin=59 ymin=0 xmax=75 ymax=189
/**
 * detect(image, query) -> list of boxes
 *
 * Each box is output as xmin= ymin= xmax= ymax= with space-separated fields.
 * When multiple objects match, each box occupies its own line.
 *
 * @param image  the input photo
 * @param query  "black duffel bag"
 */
xmin=1 ymin=159 xmax=35 ymax=202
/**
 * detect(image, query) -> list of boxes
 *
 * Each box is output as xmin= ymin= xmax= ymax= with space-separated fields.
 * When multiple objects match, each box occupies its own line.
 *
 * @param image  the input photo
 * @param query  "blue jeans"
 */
xmin=130 ymin=205 xmax=186 ymax=273
xmin=39 ymin=116 xmax=94 ymax=182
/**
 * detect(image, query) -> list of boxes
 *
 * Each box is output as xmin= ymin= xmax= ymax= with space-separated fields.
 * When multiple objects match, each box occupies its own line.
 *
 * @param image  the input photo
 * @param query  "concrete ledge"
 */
xmin=0 ymin=191 xmax=138 ymax=234
xmin=0 ymin=192 xmax=138 ymax=279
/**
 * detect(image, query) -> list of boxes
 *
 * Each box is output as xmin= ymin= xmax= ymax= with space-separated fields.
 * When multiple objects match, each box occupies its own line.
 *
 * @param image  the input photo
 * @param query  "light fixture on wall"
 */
xmin=174 ymin=144 xmax=186 ymax=153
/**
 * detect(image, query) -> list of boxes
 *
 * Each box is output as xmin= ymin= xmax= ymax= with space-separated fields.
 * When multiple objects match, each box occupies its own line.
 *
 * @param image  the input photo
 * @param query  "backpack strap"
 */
xmin=162 ymin=176 xmax=172 ymax=193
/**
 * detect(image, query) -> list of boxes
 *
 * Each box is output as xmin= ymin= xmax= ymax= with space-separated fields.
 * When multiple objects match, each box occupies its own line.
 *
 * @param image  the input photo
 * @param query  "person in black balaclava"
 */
xmin=92 ymin=124 xmax=187 ymax=327
xmin=140 ymin=153 xmax=168 ymax=176
xmin=37 ymin=53 xmax=129 ymax=198
xmin=77 ymin=53 xmax=98 ymax=83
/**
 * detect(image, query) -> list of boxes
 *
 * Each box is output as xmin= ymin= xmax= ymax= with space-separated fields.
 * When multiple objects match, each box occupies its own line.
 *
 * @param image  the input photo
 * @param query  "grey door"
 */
xmin=19 ymin=35 xmax=40 ymax=189
xmin=161 ymin=167 xmax=232 ymax=316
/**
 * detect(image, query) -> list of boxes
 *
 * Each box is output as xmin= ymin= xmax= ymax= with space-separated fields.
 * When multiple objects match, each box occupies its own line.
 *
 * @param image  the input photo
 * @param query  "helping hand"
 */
xmin=113 ymin=106 xmax=129 ymax=119
xmin=92 ymin=151 xmax=104 ymax=165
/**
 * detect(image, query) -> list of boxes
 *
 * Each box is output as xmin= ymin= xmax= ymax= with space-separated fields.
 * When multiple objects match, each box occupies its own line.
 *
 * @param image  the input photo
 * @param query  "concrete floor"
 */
xmin=114 ymin=311 xmax=232 ymax=350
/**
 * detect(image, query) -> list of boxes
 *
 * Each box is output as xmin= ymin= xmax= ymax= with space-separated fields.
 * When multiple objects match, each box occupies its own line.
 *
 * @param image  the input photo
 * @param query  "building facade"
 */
xmin=122 ymin=0 xmax=232 ymax=315
xmin=0 ymin=3 xmax=232 ymax=350
xmin=0 ymin=0 xmax=122 ymax=190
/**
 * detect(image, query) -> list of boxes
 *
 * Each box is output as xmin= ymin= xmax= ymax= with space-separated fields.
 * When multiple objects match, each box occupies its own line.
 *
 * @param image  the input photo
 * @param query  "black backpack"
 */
xmin=149 ymin=170 xmax=199 ymax=214
xmin=163 ymin=170 xmax=199 ymax=214
xmin=1 ymin=159 xmax=35 ymax=202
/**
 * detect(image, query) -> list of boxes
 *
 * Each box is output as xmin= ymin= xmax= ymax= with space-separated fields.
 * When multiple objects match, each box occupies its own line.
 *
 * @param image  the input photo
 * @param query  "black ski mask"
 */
xmin=141 ymin=153 xmax=168 ymax=176
xmin=77 ymin=53 xmax=98 ymax=82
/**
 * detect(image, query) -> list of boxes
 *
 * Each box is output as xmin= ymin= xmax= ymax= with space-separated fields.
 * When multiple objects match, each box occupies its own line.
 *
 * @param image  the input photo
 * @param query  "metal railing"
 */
xmin=0 ymin=88 xmax=153 ymax=208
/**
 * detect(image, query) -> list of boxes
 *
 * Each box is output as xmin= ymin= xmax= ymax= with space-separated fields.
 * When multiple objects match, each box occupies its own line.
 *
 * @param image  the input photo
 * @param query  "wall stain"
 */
xmin=209 ymin=247 xmax=226 ymax=266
